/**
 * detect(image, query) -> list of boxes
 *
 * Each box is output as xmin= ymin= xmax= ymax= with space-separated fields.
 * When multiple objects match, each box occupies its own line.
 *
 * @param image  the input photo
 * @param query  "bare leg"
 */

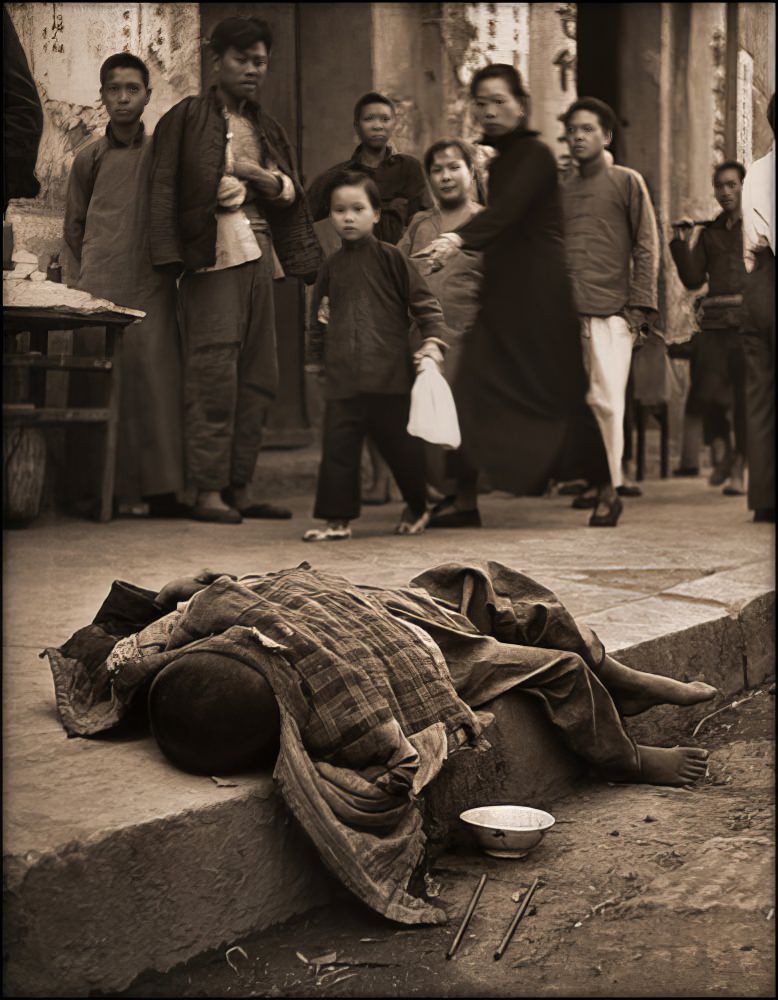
xmin=598 ymin=654 xmax=718 ymax=716
xmin=636 ymin=745 xmax=709 ymax=786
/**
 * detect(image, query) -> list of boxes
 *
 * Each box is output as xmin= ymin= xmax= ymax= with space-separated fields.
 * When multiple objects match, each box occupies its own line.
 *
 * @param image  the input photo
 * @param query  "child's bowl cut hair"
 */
xmin=326 ymin=170 xmax=382 ymax=212
xmin=424 ymin=139 xmax=476 ymax=176
xmin=210 ymin=16 xmax=273 ymax=57
xmin=100 ymin=53 xmax=150 ymax=90
xmin=353 ymin=91 xmax=396 ymax=122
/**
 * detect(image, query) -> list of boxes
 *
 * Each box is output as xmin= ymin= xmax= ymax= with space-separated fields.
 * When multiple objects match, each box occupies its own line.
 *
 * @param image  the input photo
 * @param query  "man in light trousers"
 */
xmin=562 ymin=97 xmax=659 ymax=527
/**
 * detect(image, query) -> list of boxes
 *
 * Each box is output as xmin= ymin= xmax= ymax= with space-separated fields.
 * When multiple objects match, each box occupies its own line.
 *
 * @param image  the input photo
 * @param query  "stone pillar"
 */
xmin=528 ymin=2 xmax=577 ymax=168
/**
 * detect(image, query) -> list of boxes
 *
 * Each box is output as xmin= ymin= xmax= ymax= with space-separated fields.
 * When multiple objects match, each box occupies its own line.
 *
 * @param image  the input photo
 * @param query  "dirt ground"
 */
xmin=108 ymin=685 xmax=775 ymax=999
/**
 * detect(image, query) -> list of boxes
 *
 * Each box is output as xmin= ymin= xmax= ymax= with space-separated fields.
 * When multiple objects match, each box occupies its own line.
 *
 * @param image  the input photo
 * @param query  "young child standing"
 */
xmin=307 ymin=92 xmax=434 ymax=505
xmin=303 ymin=172 xmax=447 ymax=541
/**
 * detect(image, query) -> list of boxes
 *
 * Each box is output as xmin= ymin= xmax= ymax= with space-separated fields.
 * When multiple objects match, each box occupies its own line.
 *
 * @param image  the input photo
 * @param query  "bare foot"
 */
xmin=616 ymin=679 xmax=718 ymax=717
xmin=599 ymin=656 xmax=718 ymax=716
xmin=637 ymin=745 xmax=709 ymax=786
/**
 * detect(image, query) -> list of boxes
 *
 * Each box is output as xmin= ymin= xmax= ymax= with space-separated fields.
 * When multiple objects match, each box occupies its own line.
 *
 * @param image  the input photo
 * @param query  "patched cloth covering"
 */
xmin=43 ymin=561 xmax=621 ymax=925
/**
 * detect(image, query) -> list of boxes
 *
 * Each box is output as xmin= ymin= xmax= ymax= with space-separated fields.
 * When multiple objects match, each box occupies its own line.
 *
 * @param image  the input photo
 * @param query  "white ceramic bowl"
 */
xmin=460 ymin=805 xmax=556 ymax=859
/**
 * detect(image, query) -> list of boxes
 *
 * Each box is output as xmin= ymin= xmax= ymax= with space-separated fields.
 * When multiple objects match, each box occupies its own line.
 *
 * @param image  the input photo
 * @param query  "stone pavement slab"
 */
xmin=3 ymin=477 xmax=774 ymax=995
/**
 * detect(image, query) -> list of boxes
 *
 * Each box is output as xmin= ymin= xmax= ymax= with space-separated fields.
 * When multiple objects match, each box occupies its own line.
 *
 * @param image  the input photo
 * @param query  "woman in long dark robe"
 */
xmin=415 ymin=64 xmax=608 ymax=500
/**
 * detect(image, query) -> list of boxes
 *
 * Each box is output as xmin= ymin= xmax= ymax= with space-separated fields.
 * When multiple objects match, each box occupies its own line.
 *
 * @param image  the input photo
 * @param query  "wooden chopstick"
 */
xmin=446 ymin=873 xmax=488 ymax=960
xmin=493 ymin=877 xmax=541 ymax=961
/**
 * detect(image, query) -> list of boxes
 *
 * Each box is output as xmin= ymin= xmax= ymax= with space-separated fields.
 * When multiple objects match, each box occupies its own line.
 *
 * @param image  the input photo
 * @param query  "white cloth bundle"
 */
xmin=407 ymin=357 xmax=461 ymax=450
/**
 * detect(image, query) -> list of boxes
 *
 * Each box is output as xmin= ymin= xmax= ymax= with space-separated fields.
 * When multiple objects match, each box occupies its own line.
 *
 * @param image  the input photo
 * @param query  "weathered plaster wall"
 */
xmin=738 ymin=1 xmax=776 ymax=161
xmin=439 ymin=2 xmax=529 ymax=144
xmin=7 ymin=3 xmax=201 ymax=213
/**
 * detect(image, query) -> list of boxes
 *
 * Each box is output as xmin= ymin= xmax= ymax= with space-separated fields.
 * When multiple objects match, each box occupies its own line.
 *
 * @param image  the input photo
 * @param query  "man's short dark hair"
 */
xmin=353 ymin=91 xmax=395 ymax=122
xmin=562 ymin=97 xmax=617 ymax=135
xmin=100 ymin=53 xmax=150 ymax=90
xmin=210 ymin=16 xmax=273 ymax=57
xmin=713 ymin=160 xmax=746 ymax=184
xmin=326 ymin=170 xmax=381 ymax=212
xmin=469 ymin=63 xmax=528 ymax=101
xmin=423 ymin=139 xmax=475 ymax=176
xmin=768 ymin=93 xmax=775 ymax=135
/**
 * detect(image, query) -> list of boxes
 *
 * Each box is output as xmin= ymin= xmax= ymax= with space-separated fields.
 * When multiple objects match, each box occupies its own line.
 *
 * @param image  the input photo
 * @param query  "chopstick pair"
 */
xmin=445 ymin=874 xmax=542 ymax=961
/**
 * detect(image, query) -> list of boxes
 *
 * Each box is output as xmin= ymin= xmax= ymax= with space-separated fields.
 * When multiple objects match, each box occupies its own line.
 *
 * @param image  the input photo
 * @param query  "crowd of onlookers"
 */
xmin=7 ymin=14 xmax=773 ymax=533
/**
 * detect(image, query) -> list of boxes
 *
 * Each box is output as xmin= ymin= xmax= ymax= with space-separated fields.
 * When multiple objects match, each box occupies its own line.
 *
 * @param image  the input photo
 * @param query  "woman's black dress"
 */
xmin=454 ymin=126 xmax=608 ymax=493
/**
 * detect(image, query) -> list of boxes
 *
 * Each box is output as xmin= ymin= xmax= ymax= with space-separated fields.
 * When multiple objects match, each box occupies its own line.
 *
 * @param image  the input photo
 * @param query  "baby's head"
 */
xmin=326 ymin=171 xmax=381 ymax=242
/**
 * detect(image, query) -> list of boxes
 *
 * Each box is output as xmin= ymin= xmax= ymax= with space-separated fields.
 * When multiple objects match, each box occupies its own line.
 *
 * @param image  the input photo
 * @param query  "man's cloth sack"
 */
xmin=407 ymin=357 xmax=461 ymax=449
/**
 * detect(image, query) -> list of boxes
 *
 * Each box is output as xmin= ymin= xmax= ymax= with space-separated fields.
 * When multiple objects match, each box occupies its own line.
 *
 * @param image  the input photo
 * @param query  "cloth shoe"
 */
xmin=428 ymin=507 xmax=482 ymax=529
xmin=222 ymin=488 xmax=292 ymax=519
xmin=394 ymin=507 xmax=430 ymax=535
xmin=302 ymin=525 xmax=352 ymax=542
xmin=572 ymin=492 xmax=598 ymax=509
xmin=588 ymin=495 xmax=623 ymax=527
xmin=191 ymin=505 xmax=242 ymax=525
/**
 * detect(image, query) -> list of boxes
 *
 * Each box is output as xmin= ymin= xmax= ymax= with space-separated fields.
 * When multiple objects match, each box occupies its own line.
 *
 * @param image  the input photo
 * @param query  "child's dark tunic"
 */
xmin=308 ymin=234 xmax=448 ymax=520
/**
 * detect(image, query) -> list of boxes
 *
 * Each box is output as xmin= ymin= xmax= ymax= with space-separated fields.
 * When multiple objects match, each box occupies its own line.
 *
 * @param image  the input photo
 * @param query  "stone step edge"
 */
xmin=4 ymin=588 xmax=773 ymax=997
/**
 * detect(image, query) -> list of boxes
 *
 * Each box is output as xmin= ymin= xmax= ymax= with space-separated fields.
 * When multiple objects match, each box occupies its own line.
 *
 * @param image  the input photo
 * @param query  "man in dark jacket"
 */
xmin=150 ymin=16 xmax=322 ymax=524
xmin=670 ymin=161 xmax=750 ymax=497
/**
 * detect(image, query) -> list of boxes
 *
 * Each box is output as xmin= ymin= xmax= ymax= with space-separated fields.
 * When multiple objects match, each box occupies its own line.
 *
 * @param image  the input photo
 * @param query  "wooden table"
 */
xmin=4 ymin=306 xmax=140 ymax=521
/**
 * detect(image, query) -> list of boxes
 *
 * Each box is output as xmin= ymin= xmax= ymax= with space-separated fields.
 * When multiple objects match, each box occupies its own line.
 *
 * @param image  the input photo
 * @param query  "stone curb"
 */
xmin=3 ymin=583 xmax=774 ymax=997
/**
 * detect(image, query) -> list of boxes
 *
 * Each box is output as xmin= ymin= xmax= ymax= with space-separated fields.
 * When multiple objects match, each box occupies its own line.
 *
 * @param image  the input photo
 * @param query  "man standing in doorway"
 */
xmin=669 ymin=161 xmax=750 ymax=497
xmin=561 ymin=97 xmax=660 ymax=527
xmin=741 ymin=93 xmax=775 ymax=523
xmin=150 ymin=16 xmax=321 ymax=523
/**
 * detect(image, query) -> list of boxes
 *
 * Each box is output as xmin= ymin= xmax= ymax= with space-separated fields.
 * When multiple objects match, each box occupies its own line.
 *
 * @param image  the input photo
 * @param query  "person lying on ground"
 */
xmin=45 ymin=561 xmax=716 ymax=925
xmin=302 ymin=171 xmax=447 ymax=541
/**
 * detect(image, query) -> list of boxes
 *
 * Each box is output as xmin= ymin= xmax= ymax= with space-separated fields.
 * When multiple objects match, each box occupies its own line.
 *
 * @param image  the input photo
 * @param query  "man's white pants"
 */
xmin=580 ymin=315 xmax=635 ymax=489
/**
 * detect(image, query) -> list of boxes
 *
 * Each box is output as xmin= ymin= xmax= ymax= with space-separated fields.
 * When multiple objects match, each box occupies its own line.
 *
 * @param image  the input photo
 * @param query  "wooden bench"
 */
xmin=4 ymin=308 xmax=137 ymax=522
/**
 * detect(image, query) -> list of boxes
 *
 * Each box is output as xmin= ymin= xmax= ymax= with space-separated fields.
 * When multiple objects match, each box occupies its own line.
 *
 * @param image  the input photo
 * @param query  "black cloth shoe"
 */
xmin=234 ymin=502 xmax=292 ymax=519
xmin=589 ymin=495 xmax=623 ymax=527
xmin=428 ymin=507 xmax=482 ymax=529
xmin=191 ymin=505 xmax=242 ymax=525
xmin=222 ymin=488 xmax=292 ymax=519
xmin=558 ymin=480 xmax=589 ymax=496
xmin=753 ymin=508 xmax=775 ymax=523
xmin=572 ymin=493 xmax=598 ymax=509
xmin=145 ymin=494 xmax=193 ymax=518
xmin=617 ymin=484 xmax=642 ymax=498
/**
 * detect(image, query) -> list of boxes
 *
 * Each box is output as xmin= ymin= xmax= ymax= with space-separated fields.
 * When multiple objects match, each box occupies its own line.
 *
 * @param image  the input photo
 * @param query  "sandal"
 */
xmin=394 ymin=507 xmax=430 ymax=535
xmin=302 ymin=525 xmax=352 ymax=542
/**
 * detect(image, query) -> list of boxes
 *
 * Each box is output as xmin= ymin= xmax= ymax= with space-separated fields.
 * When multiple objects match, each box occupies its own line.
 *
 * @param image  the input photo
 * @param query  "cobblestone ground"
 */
xmin=109 ymin=685 xmax=775 ymax=999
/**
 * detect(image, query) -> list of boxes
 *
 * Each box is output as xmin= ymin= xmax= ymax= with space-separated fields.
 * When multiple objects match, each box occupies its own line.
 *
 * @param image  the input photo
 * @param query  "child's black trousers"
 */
xmin=314 ymin=393 xmax=427 ymax=521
